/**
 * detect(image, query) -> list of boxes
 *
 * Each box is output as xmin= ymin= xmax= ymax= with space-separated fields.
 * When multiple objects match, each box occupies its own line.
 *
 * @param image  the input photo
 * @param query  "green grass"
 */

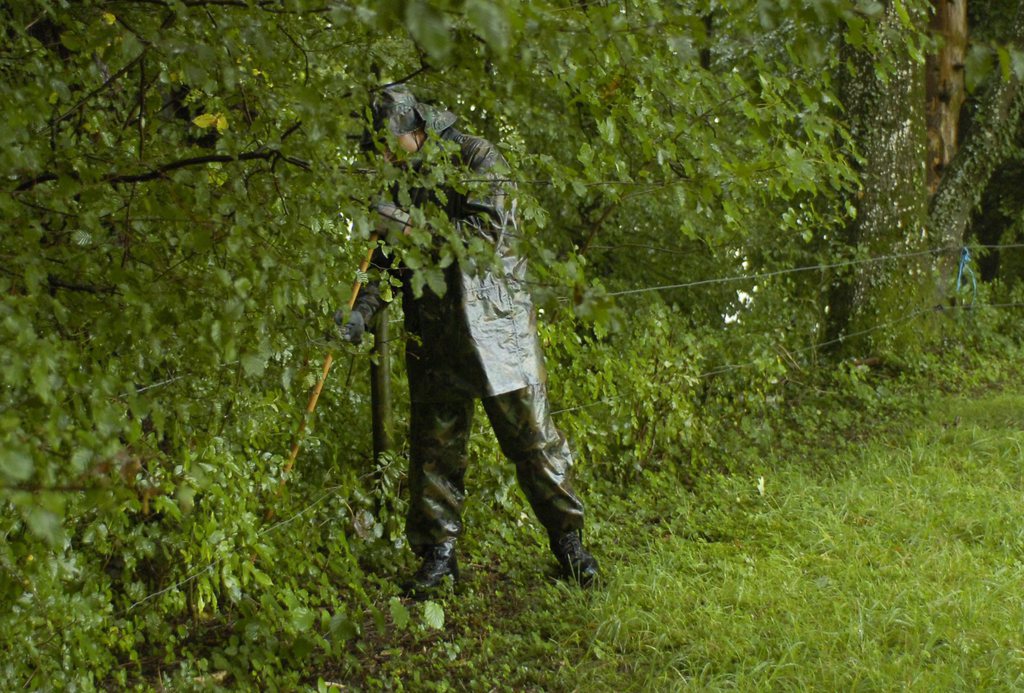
xmin=326 ymin=390 xmax=1024 ymax=691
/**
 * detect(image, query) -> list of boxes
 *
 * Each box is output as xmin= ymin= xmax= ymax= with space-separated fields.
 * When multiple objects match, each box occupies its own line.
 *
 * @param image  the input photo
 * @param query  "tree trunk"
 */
xmin=928 ymin=1 xmax=1024 ymax=285
xmin=825 ymin=3 xmax=931 ymax=357
xmin=925 ymin=0 xmax=968 ymax=193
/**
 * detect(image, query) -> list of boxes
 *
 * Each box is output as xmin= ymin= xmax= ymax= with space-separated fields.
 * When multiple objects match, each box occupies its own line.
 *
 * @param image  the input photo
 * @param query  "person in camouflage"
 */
xmin=336 ymin=85 xmax=599 ymax=593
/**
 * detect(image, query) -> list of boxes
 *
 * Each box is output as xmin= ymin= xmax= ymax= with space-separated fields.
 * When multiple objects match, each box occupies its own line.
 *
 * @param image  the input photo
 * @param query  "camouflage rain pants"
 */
xmin=406 ymin=384 xmax=585 ymax=549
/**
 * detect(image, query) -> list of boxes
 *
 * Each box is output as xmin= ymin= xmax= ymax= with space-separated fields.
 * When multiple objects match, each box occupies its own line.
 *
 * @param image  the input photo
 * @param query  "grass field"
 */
xmin=328 ymin=390 xmax=1024 ymax=691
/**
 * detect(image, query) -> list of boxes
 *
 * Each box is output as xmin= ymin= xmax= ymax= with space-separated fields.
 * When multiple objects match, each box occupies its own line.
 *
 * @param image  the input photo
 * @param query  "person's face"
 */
xmin=395 ymin=128 xmax=425 ymax=153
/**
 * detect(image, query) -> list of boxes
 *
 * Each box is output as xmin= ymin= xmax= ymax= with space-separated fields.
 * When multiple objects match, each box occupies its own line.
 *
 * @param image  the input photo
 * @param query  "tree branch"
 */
xmin=41 ymin=51 xmax=147 ymax=134
xmin=183 ymin=0 xmax=329 ymax=10
xmin=281 ymin=120 xmax=303 ymax=141
xmin=13 ymin=173 xmax=58 ymax=191
xmin=110 ymin=0 xmax=330 ymax=13
xmin=1 ymin=482 xmax=106 ymax=493
xmin=380 ymin=58 xmax=431 ymax=90
xmin=278 ymin=24 xmax=311 ymax=86
xmin=47 ymin=275 xmax=119 ymax=295
xmin=13 ymin=148 xmax=311 ymax=192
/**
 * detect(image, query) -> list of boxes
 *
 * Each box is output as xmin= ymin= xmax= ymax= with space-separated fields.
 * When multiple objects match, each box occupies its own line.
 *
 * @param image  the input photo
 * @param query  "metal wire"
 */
xmin=550 ymin=301 xmax=1024 ymax=415
xmin=124 ymin=484 xmax=345 ymax=614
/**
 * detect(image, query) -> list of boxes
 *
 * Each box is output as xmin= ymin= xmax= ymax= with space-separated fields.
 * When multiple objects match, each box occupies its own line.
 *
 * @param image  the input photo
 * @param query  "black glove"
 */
xmin=334 ymin=310 xmax=365 ymax=345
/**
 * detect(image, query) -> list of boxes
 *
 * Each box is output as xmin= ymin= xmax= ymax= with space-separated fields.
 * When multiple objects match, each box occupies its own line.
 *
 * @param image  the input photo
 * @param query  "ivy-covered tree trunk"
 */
xmin=928 ymin=0 xmax=1024 ymax=285
xmin=826 ymin=3 xmax=931 ymax=358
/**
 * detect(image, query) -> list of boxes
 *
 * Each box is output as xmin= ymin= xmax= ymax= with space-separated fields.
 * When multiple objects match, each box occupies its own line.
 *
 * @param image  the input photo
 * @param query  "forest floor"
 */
xmin=321 ymin=386 xmax=1024 ymax=691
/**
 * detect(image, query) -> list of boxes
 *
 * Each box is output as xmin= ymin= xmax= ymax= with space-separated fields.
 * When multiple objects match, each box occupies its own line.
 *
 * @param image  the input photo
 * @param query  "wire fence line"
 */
xmin=604 ymin=247 xmax=940 ymax=297
xmin=549 ymin=301 xmax=1024 ymax=416
xmin=116 ymin=299 xmax=1024 ymax=613
xmin=119 ymin=452 xmax=436 ymax=616
xmin=123 ymin=483 xmax=346 ymax=615
xmin=65 ymin=222 xmax=1023 ymax=618
xmin=125 ymin=243 xmax=1024 ymax=395
xmin=529 ymin=242 xmax=1022 ymax=300
xmin=603 ymin=242 xmax=1024 ymax=298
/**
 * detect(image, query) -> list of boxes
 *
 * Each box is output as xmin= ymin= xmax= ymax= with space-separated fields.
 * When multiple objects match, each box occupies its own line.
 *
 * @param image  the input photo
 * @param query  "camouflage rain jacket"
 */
xmin=352 ymin=127 xmax=547 ymax=403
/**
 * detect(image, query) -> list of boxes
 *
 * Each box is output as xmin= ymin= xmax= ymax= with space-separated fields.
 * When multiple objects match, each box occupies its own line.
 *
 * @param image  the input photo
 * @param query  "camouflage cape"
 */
xmin=352 ymin=126 xmax=547 ymax=404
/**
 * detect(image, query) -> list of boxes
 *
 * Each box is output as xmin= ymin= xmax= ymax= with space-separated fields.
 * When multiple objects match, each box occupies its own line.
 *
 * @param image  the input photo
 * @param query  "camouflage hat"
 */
xmin=373 ymin=85 xmax=456 ymax=135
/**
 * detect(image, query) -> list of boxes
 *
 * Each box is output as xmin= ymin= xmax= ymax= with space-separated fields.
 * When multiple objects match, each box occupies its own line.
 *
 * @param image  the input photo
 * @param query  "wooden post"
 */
xmin=369 ymin=305 xmax=395 ymax=533
xmin=282 ymin=234 xmax=378 ymax=479
xmin=369 ymin=305 xmax=394 ymax=461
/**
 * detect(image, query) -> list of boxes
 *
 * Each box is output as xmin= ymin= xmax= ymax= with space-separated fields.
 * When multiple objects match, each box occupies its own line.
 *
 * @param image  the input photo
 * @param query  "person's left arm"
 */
xmin=457 ymin=136 xmax=515 ymax=226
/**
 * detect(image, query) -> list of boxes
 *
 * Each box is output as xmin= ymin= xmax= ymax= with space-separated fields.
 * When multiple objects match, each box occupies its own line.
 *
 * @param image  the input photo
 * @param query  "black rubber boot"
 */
xmin=403 ymin=541 xmax=459 ymax=598
xmin=549 ymin=530 xmax=600 ymax=587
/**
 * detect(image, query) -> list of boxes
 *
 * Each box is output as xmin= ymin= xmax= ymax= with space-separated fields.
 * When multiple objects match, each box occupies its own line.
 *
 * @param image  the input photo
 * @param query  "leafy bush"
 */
xmin=3 ymin=0 xmax=1023 ymax=687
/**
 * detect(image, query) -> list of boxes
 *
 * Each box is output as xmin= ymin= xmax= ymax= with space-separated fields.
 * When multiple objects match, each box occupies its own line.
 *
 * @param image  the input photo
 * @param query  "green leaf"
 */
xmin=893 ymin=0 xmax=911 ymax=27
xmin=598 ymin=116 xmax=618 ymax=146
xmin=192 ymin=113 xmax=220 ymax=129
xmin=1012 ymin=48 xmax=1024 ymax=81
xmin=423 ymin=267 xmax=447 ymax=297
xmin=292 ymin=608 xmax=316 ymax=632
xmin=964 ymin=45 xmax=995 ymax=93
xmin=422 ymin=600 xmax=444 ymax=630
xmin=241 ymin=352 xmax=267 ymax=377
xmin=578 ymin=142 xmax=594 ymax=167
xmin=70 ymin=448 xmax=93 ymax=473
xmin=329 ymin=611 xmax=359 ymax=641
xmin=26 ymin=507 xmax=63 ymax=545
xmin=858 ymin=1 xmax=885 ymax=17
xmin=1 ymin=449 xmax=33 ymax=482
xmin=389 ymin=597 xmax=410 ymax=629
xmin=465 ymin=0 xmax=510 ymax=55
xmin=996 ymin=46 xmax=1012 ymax=82
xmin=405 ymin=1 xmax=451 ymax=60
